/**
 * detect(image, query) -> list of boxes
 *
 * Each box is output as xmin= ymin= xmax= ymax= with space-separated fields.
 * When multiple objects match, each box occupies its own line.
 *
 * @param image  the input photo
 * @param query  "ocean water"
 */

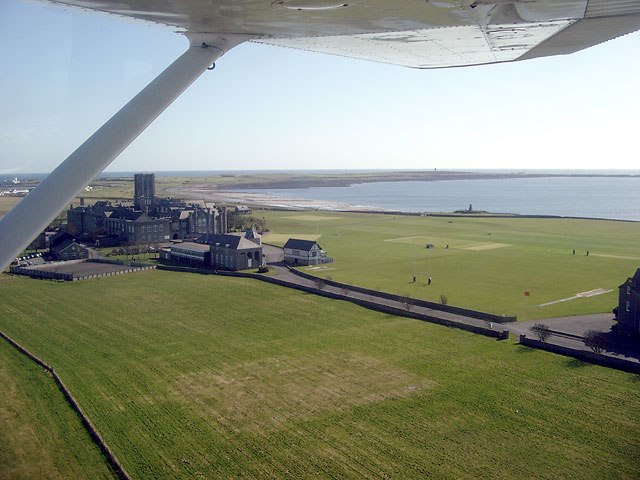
xmin=236 ymin=176 xmax=640 ymax=221
xmin=3 ymin=171 xmax=640 ymax=221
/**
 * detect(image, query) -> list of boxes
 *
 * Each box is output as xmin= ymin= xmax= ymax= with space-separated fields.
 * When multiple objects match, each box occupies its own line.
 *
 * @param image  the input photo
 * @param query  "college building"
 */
xmin=161 ymin=230 xmax=263 ymax=271
xmin=66 ymin=173 xmax=227 ymax=246
xmin=615 ymin=268 xmax=640 ymax=336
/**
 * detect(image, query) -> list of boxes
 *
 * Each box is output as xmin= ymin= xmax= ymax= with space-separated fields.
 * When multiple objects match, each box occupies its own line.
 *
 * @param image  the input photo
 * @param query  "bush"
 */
xmin=531 ymin=323 xmax=551 ymax=342
xmin=440 ymin=294 xmax=448 ymax=305
xmin=257 ymin=266 xmax=269 ymax=273
xmin=583 ymin=330 xmax=607 ymax=353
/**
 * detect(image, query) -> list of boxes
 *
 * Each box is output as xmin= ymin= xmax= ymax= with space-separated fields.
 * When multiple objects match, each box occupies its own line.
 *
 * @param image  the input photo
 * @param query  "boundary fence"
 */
xmin=157 ymin=265 xmax=509 ymax=340
xmin=519 ymin=334 xmax=640 ymax=374
xmin=288 ymin=267 xmax=517 ymax=323
xmin=0 ymin=331 xmax=131 ymax=480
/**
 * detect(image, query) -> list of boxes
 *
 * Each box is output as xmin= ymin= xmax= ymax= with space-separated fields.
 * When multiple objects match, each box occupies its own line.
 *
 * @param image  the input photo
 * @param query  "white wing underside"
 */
xmin=257 ymin=21 xmax=575 ymax=68
xmin=48 ymin=0 xmax=640 ymax=68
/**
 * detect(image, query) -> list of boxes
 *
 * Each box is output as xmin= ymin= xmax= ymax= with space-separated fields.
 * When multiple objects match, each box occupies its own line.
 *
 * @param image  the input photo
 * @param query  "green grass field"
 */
xmin=0 ymin=331 xmax=115 ymax=478
xmin=1 ymin=271 xmax=639 ymax=479
xmin=259 ymin=211 xmax=640 ymax=320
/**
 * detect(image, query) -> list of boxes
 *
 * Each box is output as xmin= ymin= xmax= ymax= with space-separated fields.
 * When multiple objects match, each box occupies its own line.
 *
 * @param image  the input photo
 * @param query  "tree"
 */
xmin=403 ymin=296 xmax=414 ymax=311
xmin=583 ymin=330 xmax=607 ymax=353
xmin=530 ymin=323 xmax=551 ymax=342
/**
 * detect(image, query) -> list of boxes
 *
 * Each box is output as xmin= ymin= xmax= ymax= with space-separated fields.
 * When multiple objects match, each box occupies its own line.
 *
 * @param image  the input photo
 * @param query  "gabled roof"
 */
xmin=283 ymin=238 xmax=319 ymax=251
xmin=205 ymin=234 xmax=260 ymax=251
xmin=49 ymin=231 xmax=76 ymax=247
xmin=51 ymin=238 xmax=86 ymax=253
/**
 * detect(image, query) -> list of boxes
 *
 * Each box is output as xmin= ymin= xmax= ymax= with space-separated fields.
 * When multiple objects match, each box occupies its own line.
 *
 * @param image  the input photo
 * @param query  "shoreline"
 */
xmin=166 ymin=186 xmax=640 ymax=223
xmin=165 ymin=171 xmax=640 ymax=191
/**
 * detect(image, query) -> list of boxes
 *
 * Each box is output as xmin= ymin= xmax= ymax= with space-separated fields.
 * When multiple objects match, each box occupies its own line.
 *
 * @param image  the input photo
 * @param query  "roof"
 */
xmin=245 ymin=228 xmax=261 ymax=240
xmin=108 ymin=208 xmax=145 ymax=221
xmin=171 ymin=242 xmax=211 ymax=253
xmin=51 ymin=238 xmax=86 ymax=253
xmin=49 ymin=231 xmax=76 ymax=247
xmin=206 ymin=234 xmax=261 ymax=251
xmin=619 ymin=268 xmax=640 ymax=289
xmin=283 ymin=238 xmax=319 ymax=251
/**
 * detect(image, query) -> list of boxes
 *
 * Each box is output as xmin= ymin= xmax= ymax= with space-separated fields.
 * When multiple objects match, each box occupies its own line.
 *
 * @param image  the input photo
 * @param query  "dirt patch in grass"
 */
xmin=460 ymin=243 xmax=511 ymax=251
xmin=282 ymin=215 xmax=341 ymax=221
xmin=172 ymin=352 xmax=432 ymax=431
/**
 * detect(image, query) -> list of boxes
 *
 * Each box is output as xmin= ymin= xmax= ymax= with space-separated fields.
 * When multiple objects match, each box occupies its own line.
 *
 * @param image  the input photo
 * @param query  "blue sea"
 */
xmin=235 ymin=175 xmax=640 ymax=221
xmin=3 ymin=170 xmax=640 ymax=221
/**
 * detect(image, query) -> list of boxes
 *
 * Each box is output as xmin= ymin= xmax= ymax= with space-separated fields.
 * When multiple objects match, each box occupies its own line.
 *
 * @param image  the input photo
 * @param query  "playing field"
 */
xmin=1 ymin=271 xmax=638 ymax=479
xmin=259 ymin=211 xmax=640 ymax=320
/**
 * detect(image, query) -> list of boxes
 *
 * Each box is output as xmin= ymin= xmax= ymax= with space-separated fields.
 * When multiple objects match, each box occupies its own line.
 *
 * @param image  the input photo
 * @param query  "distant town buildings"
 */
xmin=615 ymin=269 xmax=640 ymax=336
xmin=283 ymin=239 xmax=332 ymax=266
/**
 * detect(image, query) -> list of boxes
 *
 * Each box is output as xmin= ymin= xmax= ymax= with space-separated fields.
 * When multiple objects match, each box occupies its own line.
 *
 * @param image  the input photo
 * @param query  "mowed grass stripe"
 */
xmin=1 ymin=271 xmax=639 ymax=478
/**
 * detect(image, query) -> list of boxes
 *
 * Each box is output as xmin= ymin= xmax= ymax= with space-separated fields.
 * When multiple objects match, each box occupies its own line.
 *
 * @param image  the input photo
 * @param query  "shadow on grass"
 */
xmin=564 ymin=358 xmax=589 ymax=369
xmin=515 ymin=345 xmax=536 ymax=354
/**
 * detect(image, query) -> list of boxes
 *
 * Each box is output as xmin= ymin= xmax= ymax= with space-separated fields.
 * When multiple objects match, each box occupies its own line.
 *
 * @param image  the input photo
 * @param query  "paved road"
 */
xmin=267 ymin=262 xmax=639 ymax=363
xmin=509 ymin=313 xmax=639 ymax=361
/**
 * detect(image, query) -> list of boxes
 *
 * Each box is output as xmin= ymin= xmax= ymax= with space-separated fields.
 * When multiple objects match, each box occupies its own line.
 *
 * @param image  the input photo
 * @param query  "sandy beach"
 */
xmin=168 ymin=186 xmax=386 ymax=211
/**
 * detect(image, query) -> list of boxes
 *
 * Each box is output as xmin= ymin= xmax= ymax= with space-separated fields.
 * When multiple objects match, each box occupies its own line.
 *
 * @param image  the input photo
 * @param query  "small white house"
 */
xmin=283 ymin=238 xmax=332 ymax=266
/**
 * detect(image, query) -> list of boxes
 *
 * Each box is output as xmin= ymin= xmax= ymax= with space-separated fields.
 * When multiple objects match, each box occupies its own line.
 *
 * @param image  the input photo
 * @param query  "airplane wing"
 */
xmin=45 ymin=1 xmax=640 ymax=68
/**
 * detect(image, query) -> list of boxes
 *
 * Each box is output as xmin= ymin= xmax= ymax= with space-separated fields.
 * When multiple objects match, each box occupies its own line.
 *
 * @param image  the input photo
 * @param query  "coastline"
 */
xmin=168 ymin=187 xmax=387 ymax=212
xmin=160 ymin=170 xmax=640 ymax=191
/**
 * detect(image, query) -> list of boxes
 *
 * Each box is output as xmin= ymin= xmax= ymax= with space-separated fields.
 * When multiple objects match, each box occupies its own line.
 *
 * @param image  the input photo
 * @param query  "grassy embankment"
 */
xmin=259 ymin=210 xmax=640 ymax=320
xmin=1 ymin=271 xmax=639 ymax=479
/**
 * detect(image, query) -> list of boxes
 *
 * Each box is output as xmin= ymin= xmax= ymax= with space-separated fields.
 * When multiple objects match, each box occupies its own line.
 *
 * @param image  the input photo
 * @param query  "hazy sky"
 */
xmin=1 ymin=1 xmax=640 ymax=173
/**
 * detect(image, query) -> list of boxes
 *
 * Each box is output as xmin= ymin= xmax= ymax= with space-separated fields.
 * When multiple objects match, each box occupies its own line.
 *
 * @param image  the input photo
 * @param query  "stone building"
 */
xmin=616 ymin=268 xmax=640 ymax=336
xmin=106 ymin=209 xmax=171 ymax=245
xmin=166 ymin=242 xmax=211 ymax=266
xmin=209 ymin=234 xmax=263 ymax=270
xmin=163 ymin=234 xmax=262 ymax=271
xmin=134 ymin=173 xmax=156 ymax=212
xmin=283 ymin=238 xmax=332 ymax=266
xmin=66 ymin=201 xmax=113 ymax=240
xmin=51 ymin=238 xmax=89 ymax=261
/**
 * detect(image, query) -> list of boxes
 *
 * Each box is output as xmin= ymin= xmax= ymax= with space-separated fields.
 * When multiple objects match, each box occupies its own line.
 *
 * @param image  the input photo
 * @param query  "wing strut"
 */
xmin=0 ymin=35 xmax=247 ymax=270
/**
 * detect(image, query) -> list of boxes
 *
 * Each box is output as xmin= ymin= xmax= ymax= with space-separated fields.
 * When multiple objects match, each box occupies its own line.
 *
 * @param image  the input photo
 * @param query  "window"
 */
xmin=626 ymin=300 xmax=631 ymax=312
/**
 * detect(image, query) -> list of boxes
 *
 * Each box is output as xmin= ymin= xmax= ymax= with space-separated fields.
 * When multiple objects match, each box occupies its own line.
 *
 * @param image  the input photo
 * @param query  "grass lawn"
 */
xmin=260 ymin=210 xmax=640 ymax=320
xmin=0 ymin=271 xmax=638 ymax=479
xmin=0 ymin=327 xmax=115 ymax=478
